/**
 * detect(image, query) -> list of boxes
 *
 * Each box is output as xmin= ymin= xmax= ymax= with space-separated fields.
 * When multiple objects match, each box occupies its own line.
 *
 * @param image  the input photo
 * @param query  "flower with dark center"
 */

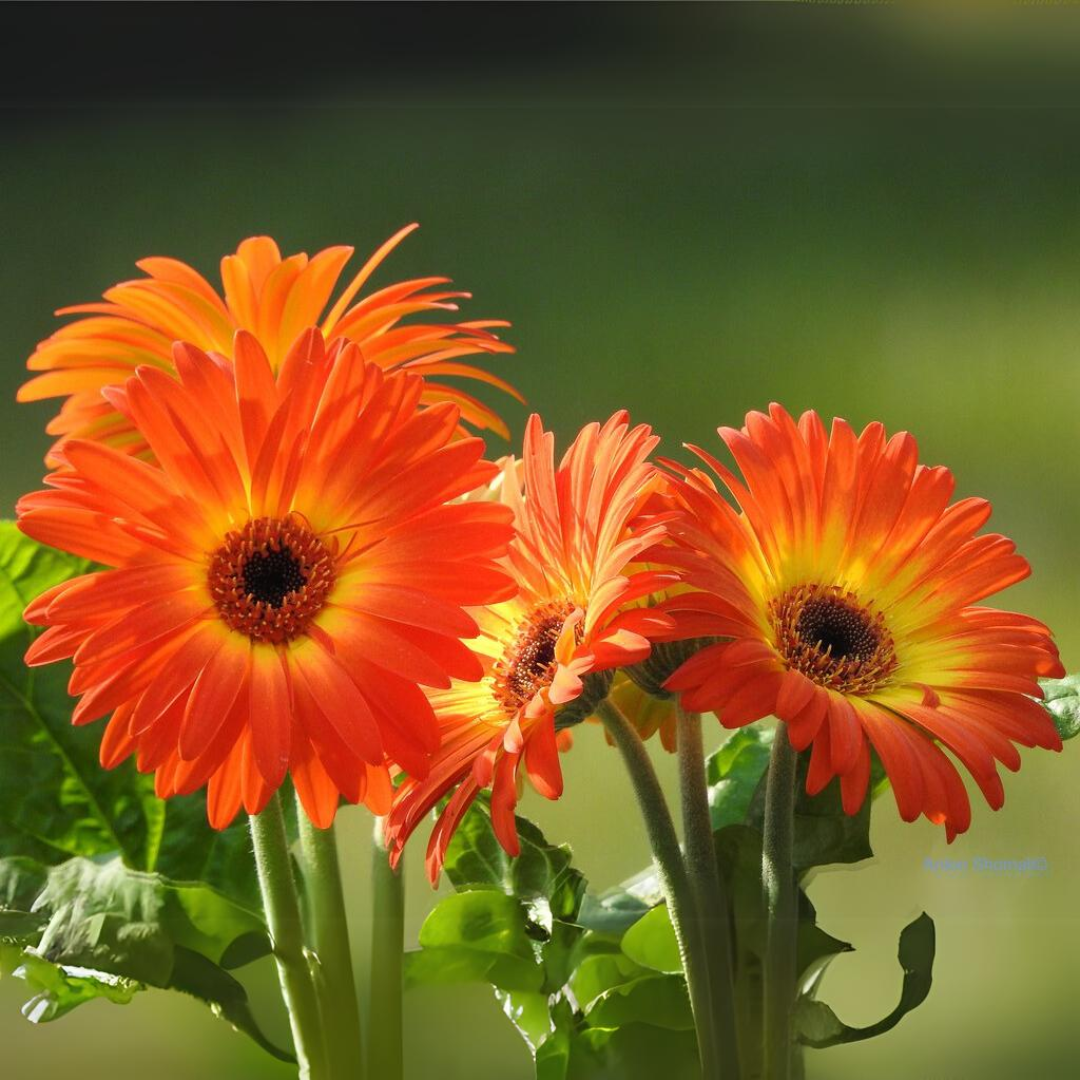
xmin=660 ymin=404 xmax=1063 ymax=839
xmin=19 ymin=331 xmax=515 ymax=829
xmin=386 ymin=412 xmax=678 ymax=882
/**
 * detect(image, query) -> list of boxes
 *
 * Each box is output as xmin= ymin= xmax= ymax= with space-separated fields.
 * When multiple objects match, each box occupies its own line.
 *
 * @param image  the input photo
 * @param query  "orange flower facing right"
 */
xmin=386 ymin=413 xmax=677 ymax=880
xmin=660 ymin=404 xmax=1064 ymax=839
xmin=20 ymin=225 xmax=518 ymax=462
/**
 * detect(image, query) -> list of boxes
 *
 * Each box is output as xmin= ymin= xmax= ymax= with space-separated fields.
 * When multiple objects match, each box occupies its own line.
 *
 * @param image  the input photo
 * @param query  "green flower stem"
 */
xmin=677 ymin=705 xmax=742 ymax=1080
xmin=295 ymin=800 xmax=365 ymax=1078
xmin=367 ymin=818 xmax=405 ymax=1080
xmin=249 ymin=793 xmax=329 ymax=1080
xmin=762 ymin=724 xmax=799 ymax=1080
xmin=596 ymin=698 xmax=722 ymax=1079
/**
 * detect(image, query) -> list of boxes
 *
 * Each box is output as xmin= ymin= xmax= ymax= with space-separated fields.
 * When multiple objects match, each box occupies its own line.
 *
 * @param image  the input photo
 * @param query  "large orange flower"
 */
xmin=19 ymin=225 xmax=518 ymax=461
xmin=386 ymin=413 xmax=677 ymax=880
xmin=661 ymin=404 xmax=1064 ymax=839
xmin=17 ymin=331 xmax=515 ymax=828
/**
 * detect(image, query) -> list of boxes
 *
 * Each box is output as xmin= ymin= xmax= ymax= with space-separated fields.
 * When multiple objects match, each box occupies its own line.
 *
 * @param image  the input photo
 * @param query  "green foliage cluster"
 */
xmin=405 ymin=725 xmax=936 ymax=1078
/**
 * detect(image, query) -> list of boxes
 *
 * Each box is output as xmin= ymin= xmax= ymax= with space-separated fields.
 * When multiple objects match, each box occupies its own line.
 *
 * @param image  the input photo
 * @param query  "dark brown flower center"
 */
xmin=492 ymin=601 xmax=579 ymax=712
xmin=209 ymin=516 xmax=335 ymax=644
xmin=770 ymin=584 xmax=897 ymax=694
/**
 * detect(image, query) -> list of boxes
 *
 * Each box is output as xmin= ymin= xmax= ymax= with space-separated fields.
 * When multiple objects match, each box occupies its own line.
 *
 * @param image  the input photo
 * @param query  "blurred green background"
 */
xmin=2 ymin=5 xmax=1078 ymax=1079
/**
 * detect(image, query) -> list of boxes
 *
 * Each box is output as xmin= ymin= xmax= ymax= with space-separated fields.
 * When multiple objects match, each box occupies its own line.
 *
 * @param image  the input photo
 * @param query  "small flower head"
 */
xmin=661 ymin=404 xmax=1064 ymax=839
xmin=386 ymin=413 xmax=677 ymax=880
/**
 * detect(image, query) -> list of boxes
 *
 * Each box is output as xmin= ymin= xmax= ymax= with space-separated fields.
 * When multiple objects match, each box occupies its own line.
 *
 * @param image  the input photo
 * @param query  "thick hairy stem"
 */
xmin=596 ymin=698 xmax=723 ymax=1078
xmin=249 ymin=793 xmax=329 ymax=1080
xmin=367 ymin=819 xmax=405 ymax=1080
xmin=678 ymin=705 xmax=742 ymax=1079
xmin=295 ymin=800 xmax=365 ymax=1077
xmin=762 ymin=725 xmax=799 ymax=1080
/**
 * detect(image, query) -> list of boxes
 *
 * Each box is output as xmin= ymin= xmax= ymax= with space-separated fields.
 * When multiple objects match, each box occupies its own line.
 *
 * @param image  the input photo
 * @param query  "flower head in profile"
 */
xmin=386 ymin=413 xmax=676 ymax=880
xmin=661 ymin=404 xmax=1064 ymax=839
xmin=18 ymin=331 xmax=514 ymax=828
xmin=20 ymin=225 xmax=518 ymax=462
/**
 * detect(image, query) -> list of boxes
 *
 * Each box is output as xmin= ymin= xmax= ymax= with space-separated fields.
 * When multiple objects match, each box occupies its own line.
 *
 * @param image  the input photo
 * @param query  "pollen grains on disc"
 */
xmin=492 ymin=600 xmax=580 ymax=712
xmin=209 ymin=516 xmax=335 ymax=644
xmin=769 ymin=583 xmax=898 ymax=695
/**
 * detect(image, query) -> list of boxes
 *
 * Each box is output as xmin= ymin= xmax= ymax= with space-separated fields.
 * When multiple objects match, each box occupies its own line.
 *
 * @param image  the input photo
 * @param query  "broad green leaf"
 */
xmin=795 ymin=912 xmax=935 ymax=1048
xmin=168 ymin=946 xmax=293 ymax=1062
xmin=620 ymin=903 xmax=681 ymax=975
xmin=568 ymin=944 xmax=649 ymax=1011
xmin=535 ymin=994 xmax=699 ymax=1080
xmin=496 ymin=988 xmax=555 ymax=1052
xmin=1040 ymin=674 xmax=1080 ymax=741
xmin=745 ymin=747 xmax=874 ymax=874
xmin=789 ymin=773 xmax=873 ymax=873
xmin=0 ymin=855 xmax=288 ymax=1060
xmin=152 ymin=793 xmax=264 ymax=913
xmin=706 ymin=725 xmax=774 ymax=831
xmin=406 ymin=890 xmax=544 ymax=993
xmin=535 ymin=997 xmax=575 ymax=1080
xmin=557 ymin=1020 xmax=699 ymax=1080
xmin=577 ymin=865 xmax=662 ymax=933
xmin=0 ymin=523 xmax=159 ymax=867
xmin=585 ymin=973 xmax=694 ymax=1032
xmin=14 ymin=951 xmax=140 ymax=1021
xmin=443 ymin=799 xmax=585 ymax=923
xmin=0 ymin=909 xmax=46 ymax=946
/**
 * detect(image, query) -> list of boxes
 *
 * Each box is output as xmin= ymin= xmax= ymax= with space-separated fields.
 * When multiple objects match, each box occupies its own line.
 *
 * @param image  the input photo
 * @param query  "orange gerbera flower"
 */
xmin=661 ymin=404 xmax=1064 ymax=840
xmin=385 ymin=413 xmax=677 ymax=880
xmin=17 ymin=331 xmax=515 ymax=828
xmin=19 ymin=225 xmax=518 ymax=462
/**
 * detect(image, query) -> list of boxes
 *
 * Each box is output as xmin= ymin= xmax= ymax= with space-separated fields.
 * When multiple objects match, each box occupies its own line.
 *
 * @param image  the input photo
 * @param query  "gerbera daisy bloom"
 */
xmin=17 ymin=330 xmax=515 ymax=828
xmin=19 ymin=225 xmax=518 ymax=462
xmin=660 ymin=403 xmax=1064 ymax=839
xmin=385 ymin=412 xmax=677 ymax=880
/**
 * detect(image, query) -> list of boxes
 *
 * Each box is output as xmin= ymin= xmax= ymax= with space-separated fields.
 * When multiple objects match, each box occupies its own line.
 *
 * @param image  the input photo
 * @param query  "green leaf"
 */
xmin=169 ymin=946 xmax=293 ymax=1062
xmin=535 ymin=995 xmax=700 ymax=1080
xmin=552 ymin=1019 xmax=700 ymax=1080
xmin=585 ymin=973 xmax=693 ymax=1032
xmin=706 ymin=725 xmax=775 ymax=831
xmin=789 ymin=773 xmax=873 ymax=873
xmin=795 ymin=912 xmax=936 ymax=1048
xmin=577 ymin=865 xmax=662 ymax=934
xmin=1040 ymin=674 xmax=1080 ymax=741
xmin=152 ymin=792 xmax=264 ymax=913
xmin=568 ymin=945 xmax=649 ymax=1011
xmin=495 ymin=988 xmax=555 ymax=1052
xmin=406 ymin=890 xmax=544 ymax=993
xmin=0 ymin=855 xmax=288 ymax=1060
xmin=620 ymin=904 xmax=682 ymax=975
xmin=535 ymin=997 xmax=575 ymax=1080
xmin=443 ymin=798 xmax=586 ymax=923
xmin=0 ymin=523 xmax=161 ymax=868
xmin=14 ymin=951 xmax=141 ymax=1021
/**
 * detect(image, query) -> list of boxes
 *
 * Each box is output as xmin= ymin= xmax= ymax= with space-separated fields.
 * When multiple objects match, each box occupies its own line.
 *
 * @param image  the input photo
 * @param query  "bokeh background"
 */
xmin=2 ymin=5 xmax=1078 ymax=1079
